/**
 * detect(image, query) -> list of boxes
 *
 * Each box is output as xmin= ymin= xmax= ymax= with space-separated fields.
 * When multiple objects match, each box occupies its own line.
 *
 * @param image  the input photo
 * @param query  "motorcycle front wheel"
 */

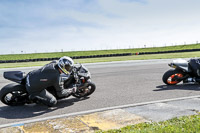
xmin=0 ymin=83 xmax=28 ymax=106
xmin=72 ymin=82 xmax=96 ymax=98
xmin=162 ymin=69 xmax=185 ymax=85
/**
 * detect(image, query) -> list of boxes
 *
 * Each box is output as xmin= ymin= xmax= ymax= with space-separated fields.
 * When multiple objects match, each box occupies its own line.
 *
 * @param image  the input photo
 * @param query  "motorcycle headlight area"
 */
xmin=78 ymin=72 xmax=91 ymax=78
xmin=87 ymin=72 xmax=91 ymax=78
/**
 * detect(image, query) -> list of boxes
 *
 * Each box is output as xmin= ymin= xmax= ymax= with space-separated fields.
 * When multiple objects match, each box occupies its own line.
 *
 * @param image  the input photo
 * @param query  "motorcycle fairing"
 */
xmin=170 ymin=59 xmax=191 ymax=72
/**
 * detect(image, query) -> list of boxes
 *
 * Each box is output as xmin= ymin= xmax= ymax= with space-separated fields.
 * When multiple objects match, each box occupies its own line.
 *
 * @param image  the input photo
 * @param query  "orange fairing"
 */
xmin=167 ymin=73 xmax=183 ymax=84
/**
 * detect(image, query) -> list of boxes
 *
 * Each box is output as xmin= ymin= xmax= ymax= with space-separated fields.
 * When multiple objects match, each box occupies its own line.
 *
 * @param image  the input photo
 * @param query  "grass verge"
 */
xmin=0 ymin=44 xmax=200 ymax=61
xmin=97 ymin=113 xmax=200 ymax=133
xmin=1 ymin=51 xmax=200 ymax=68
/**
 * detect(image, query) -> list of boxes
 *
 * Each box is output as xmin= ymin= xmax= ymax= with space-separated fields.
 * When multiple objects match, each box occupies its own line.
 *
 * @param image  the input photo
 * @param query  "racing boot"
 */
xmin=57 ymin=87 xmax=77 ymax=98
xmin=29 ymin=95 xmax=57 ymax=107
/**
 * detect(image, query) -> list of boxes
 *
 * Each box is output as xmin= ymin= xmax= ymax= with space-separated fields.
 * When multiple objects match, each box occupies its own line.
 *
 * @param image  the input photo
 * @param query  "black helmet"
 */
xmin=58 ymin=56 xmax=74 ymax=75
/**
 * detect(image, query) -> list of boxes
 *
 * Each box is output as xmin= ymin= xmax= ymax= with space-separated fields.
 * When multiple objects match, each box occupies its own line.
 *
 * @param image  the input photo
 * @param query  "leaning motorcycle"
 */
xmin=162 ymin=58 xmax=200 ymax=85
xmin=0 ymin=64 xmax=96 ymax=106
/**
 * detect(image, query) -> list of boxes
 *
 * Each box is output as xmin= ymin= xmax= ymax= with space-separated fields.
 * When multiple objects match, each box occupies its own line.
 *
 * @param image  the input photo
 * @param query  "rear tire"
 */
xmin=162 ymin=69 xmax=185 ymax=85
xmin=0 ymin=83 xmax=28 ymax=106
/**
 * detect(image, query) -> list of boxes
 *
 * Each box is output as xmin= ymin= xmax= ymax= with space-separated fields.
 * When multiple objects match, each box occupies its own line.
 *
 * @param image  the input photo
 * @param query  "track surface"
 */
xmin=0 ymin=59 xmax=200 ymax=125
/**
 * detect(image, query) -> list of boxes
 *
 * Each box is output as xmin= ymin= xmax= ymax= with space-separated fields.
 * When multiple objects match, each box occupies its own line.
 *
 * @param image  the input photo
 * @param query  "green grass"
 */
xmin=1 ymin=51 xmax=200 ymax=68
xmin=0 ymin=43 xmax=200 ymax=61
xmin=97 ymin=113 xmax=200 ymax=133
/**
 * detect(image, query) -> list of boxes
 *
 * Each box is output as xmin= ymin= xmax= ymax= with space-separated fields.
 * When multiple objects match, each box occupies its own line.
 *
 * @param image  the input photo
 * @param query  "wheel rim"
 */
xmin=73 ymin=84 xmax=95 ymax=98
xmin=4 ymin=91 xmax=27 ymax=105
xmin=167 ymin=73 xmax=183 ymax=84
xmin=77 ymin=86 xmax=92 ymax=96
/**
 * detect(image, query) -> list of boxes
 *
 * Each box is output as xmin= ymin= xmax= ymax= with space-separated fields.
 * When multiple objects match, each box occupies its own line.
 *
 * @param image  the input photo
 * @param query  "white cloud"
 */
xmin=0 ymin=0 xmax=200 ymax=54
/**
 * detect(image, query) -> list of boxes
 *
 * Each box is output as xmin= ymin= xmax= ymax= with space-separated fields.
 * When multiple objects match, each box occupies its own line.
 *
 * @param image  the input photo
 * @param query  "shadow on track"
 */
xmin=0 ymin=97 xmax=89 ymax=119
xmin=155 ymin=84 xmax=200 ymax=91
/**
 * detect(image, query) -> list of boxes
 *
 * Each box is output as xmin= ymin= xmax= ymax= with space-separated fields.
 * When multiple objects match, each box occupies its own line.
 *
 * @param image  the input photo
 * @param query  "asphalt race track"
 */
xmin=0 ymin=59 xmax=200 ymax=126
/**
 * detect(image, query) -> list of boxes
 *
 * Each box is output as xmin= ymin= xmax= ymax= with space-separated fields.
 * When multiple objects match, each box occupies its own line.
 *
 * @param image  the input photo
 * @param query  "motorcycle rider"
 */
xmin=26 ymin=56 xmax=76 ymax=107
xmin=189 ymin=58 xmax=200 ymax=77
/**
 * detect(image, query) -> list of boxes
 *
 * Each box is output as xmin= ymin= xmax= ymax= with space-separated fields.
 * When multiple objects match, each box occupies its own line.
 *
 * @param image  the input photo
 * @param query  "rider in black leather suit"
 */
xmin=25 ymin=56 xmax=75 ymax=107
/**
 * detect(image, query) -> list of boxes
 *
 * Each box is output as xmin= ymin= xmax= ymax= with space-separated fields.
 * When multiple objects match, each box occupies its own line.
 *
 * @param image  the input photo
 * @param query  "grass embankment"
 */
xmin=0 ymin=44 xmax=200 ymax=68
xmin=1 ymin=51 xmax=200 ymax=68
xmin=98 ymin=113 xmax=200 ymax=133
xmin=0 ymin=43 xmax=200 ymax=61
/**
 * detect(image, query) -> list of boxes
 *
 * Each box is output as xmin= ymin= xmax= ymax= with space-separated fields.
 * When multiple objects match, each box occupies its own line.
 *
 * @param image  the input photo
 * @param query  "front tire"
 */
xmin=162 ymin=69 xmax=185 ymax=85
xmin=72 ymin=82 xmax=96 ymax=98
xmin=0 ymin=83 xmax=28 ymax=106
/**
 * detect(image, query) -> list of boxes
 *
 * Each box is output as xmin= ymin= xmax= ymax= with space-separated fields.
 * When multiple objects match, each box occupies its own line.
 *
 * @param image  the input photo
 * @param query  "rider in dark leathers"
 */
xmin=25 ymin=56 xmax=76 ymax=107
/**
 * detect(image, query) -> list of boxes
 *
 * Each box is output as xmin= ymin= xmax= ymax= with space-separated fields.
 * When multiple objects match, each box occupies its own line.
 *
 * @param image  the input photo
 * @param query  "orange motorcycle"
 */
xmin=163 ymin=58 xmax=200 ymax=85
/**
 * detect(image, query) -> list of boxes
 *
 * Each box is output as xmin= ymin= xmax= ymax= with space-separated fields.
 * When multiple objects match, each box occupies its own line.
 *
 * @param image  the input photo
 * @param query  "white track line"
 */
xmin=0 ymin=95 xmax=200 ymax=128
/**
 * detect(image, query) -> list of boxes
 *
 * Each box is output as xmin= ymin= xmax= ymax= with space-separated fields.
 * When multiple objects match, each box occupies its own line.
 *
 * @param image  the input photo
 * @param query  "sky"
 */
xmin=0 ymin=0 xmax=200 ymax=55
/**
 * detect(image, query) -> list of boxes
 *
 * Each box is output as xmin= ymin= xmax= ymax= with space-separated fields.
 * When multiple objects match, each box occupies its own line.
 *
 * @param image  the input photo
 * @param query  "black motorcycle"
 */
xmin=163 ymin=58 xmax=200 ymax=85
xmin=0 ymin=64 xmax=96 ymax=106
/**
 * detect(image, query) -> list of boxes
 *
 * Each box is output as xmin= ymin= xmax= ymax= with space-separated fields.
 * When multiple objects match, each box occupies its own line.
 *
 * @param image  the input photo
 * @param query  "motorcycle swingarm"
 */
xmin=174 ymin=74 xmax=189 ymax=81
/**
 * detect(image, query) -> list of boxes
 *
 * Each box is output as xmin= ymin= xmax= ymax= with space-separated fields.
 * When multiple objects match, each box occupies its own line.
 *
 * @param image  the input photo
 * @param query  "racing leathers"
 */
xmin=25 ymin=61 xmax=72 ymax=107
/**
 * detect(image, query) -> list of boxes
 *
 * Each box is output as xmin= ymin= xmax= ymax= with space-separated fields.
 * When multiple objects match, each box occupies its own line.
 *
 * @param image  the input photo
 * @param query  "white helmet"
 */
xmin=58 ymin=56 xmax=74 ymax=75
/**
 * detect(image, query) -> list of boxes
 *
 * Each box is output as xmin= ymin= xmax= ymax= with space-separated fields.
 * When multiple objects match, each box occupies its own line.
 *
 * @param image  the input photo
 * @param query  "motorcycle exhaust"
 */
xmin=184 ymin=77 xmax=200 ymax=83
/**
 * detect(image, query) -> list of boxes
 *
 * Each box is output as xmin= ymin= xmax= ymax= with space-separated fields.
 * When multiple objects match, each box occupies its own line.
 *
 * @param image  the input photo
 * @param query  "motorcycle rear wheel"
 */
xmin=72 ymin=82 xmax=96 ymax=98
xmin=0 ymin=83 xmax=28 ymax=106
xmin=162 ymin=69 xmax=185 ymax=85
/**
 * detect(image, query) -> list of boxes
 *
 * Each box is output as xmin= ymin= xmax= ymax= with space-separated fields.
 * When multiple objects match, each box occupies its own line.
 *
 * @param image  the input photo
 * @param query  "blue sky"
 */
xmin=0 ymin=0 xmax=200 ymax=54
